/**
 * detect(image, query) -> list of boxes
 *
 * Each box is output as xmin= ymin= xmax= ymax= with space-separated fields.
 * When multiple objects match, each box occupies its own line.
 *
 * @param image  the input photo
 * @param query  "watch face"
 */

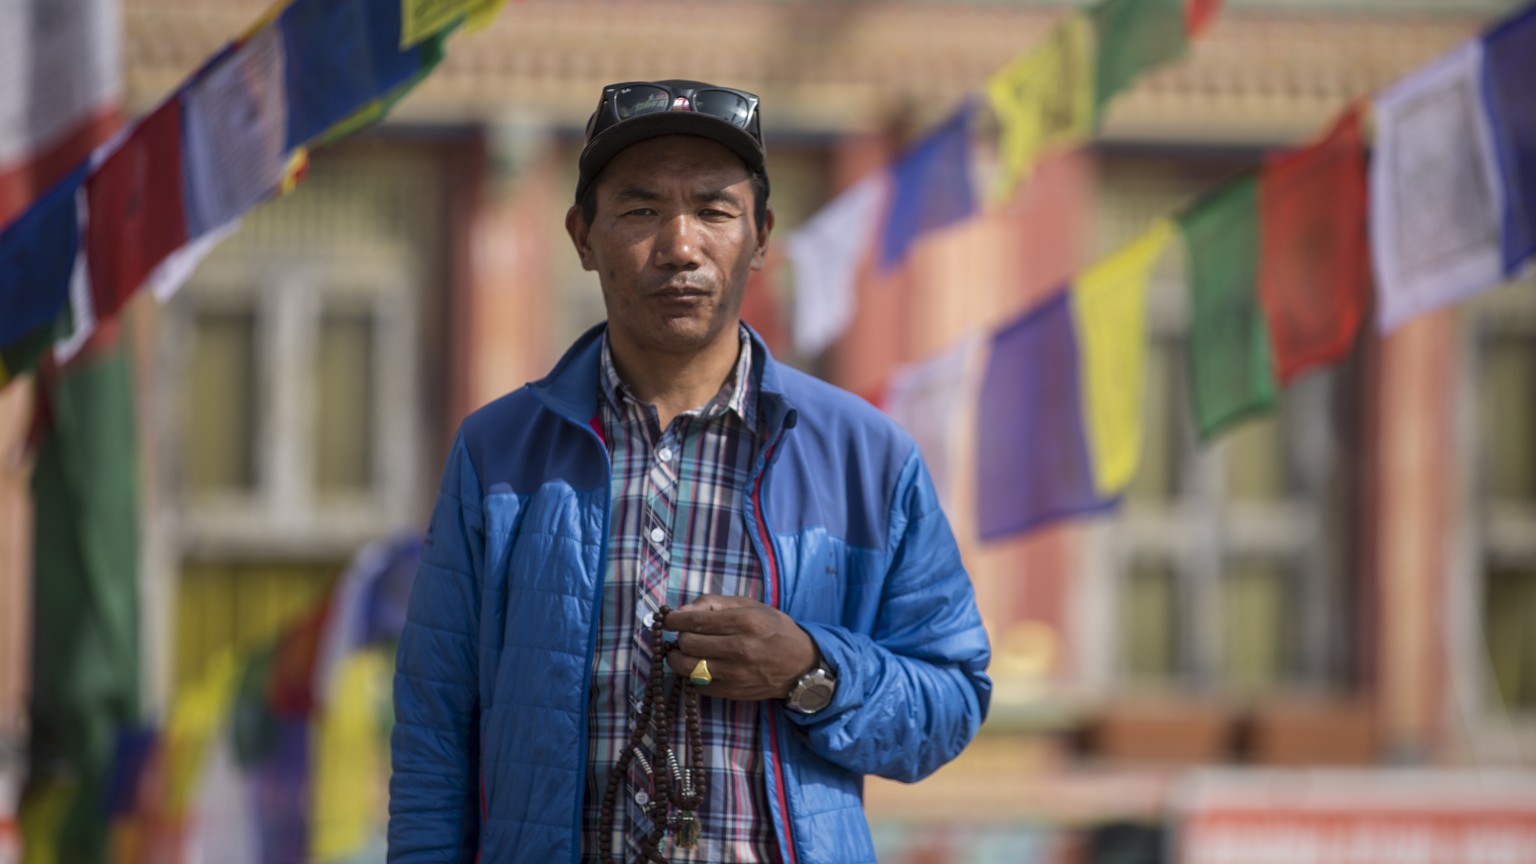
xmin=796 ymin=682 xmax=834 ymax=713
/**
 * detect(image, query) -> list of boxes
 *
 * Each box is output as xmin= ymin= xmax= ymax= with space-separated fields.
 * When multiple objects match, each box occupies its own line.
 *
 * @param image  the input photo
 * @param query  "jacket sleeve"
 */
xmin=389 ymin=432 xmax=484 ymax=863
xmin=787 ymin=447 xmax=992 ymax=783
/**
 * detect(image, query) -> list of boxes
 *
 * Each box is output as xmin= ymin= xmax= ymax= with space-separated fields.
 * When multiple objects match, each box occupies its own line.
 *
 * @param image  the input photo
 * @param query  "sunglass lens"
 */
xmin=692 ymin=90 xmax=753 ymax=127
xmin=614 ymin=85 xmax=673 ymax=120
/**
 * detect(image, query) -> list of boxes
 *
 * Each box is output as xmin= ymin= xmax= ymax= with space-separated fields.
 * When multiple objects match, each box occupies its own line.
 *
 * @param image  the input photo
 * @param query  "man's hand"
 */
xmin=663 ymin=595 xmax=819 ymax=701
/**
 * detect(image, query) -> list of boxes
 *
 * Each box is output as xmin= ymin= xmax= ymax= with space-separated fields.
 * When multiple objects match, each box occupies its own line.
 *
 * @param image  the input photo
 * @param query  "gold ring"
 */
xmin=689 ymin=659 xmax=712 ymax=686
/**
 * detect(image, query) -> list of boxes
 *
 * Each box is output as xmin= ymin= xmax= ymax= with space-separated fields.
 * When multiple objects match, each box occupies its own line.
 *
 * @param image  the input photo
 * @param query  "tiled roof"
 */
xmin=125 ymin=0 xmax=1498 ymax=145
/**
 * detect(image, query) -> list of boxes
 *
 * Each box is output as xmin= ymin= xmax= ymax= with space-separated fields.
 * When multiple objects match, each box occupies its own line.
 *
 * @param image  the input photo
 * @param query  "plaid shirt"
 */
xmin=581 ymin=326 xmax=779 ymax=864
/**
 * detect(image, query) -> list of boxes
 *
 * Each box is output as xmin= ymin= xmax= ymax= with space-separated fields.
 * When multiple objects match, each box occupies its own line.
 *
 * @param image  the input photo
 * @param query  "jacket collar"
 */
xmin=529 ymin=321 xmax=798 ymax=437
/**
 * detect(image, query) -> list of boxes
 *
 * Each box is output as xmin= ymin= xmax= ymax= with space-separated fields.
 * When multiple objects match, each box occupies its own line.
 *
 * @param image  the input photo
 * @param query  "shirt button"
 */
xmin=635 ymin=790 xmax=650 ymax=806
xmin=649 ymin=527 xmax=665 ymax=544
xmin=658 ymin=447 xmax=673 ymax=463
xmin=643 ymin=611 xmax=656 ymax=628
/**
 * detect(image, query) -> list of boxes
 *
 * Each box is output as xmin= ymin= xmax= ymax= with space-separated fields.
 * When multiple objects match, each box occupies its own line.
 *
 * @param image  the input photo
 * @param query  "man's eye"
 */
xmin=623 ymin=208 xmax=656 ymax=217
xmin=701 ymin=209 xmax=734 ymax=219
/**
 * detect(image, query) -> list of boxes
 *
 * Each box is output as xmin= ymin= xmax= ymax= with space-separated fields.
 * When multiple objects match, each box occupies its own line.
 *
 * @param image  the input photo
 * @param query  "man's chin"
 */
xmin=641 ymin=317 xmax=733 ymax=355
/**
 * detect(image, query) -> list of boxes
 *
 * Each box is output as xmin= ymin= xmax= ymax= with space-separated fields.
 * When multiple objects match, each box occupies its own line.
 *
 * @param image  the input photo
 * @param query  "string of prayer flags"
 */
xmin=1071 ymin=222 xmax=1172 ymax=497
xmin=1185 ymin=0 xmax=1224 ymax=38
xmin=984 ymin=13 xmax=1094 ymax=200
xmin=1178 ymin=176 xmax=1276 ymax=439
xmin=279 ymin=0 xmax=445 ymax=150
xmin=85 ymin=98 xmax=189 ymax=324
xmin=883 ymin=333 xmax=984 ymax=511
xmin=976 ymin=292 xmax=1114 ymax=540
xmin=1257 ymin=107 xmax=1371 ymax=383
xmin=787 ymin=173 xmax=889 ymax=357
xmin=1370 ymin=41 xmax=1507 ymax=333
xmin=0 ymin=167 xmax=88 ymax=349
xmin=1090 ymin=0 xmax=1188 ymax=118
xmin=878 ymin=101 xmax=979 ymax=271
xmin=1481 ymin=4 xmax=1536 ymax=276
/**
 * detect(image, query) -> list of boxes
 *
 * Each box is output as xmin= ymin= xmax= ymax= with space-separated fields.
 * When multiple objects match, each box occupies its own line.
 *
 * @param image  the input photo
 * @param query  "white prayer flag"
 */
xmin=182 ymin=25 xmax=290 ymax=238
xmin=1371 ymin=40 xmax=1507 ymax=333
xmin=146 ymin=219 xmax=242 ymax=303
xmin=787 ymin=173 xmax=888 ymax=357
xmin=52 ymin=184 xmax=94 ymax=365
xmin=882 ymin=333 xmax=983 ymax=510
xmin=183 ymin=734 xmax=260 ymax=864
xmin=0 ymin=0 xmax=121 ymax=169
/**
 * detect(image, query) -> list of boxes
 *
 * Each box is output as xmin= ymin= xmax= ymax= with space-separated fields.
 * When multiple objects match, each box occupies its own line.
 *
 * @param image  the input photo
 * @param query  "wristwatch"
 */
xmin=785 ymin=659 xmax=837 ymax=715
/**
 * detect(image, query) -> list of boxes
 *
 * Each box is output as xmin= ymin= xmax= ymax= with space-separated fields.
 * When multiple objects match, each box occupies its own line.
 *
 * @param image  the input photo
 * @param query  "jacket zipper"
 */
xmin=751 ymin=438 xmax=799 ymax=864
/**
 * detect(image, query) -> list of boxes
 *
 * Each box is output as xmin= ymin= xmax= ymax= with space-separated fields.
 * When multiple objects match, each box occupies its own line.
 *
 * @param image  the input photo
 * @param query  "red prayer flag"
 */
xmin=1258 ymin=106 xmax=1371 ymax=383
xmin=86 ymin=99 xmax=188 ymax=321
xmin=1186 ymin=0 xmax=1223 ymax=37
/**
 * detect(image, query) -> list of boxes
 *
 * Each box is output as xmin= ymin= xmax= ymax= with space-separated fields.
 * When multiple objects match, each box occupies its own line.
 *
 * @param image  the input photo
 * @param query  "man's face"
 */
xmin=566 ymin=135 xmax=772 ymax=359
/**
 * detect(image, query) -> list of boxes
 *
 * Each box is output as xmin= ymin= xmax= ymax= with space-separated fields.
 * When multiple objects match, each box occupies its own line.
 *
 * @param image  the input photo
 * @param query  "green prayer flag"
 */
xmin=1 ymin=317 xmax=64 ymax=388
xmin=28 ymin=334 xmax=141 ymax=864
xmin=1177 ymin=175 xmax=1278 ymax=439
xmin=1090 ymin=0 xmax=1189 ymax=118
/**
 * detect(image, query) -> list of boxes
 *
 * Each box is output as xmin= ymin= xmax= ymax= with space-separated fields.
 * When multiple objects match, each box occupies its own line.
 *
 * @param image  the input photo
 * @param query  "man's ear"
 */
xmin=565 ymin=204 xmax=597 ymax=272
xmin=750 ymin=207 xmax=775 ymax=271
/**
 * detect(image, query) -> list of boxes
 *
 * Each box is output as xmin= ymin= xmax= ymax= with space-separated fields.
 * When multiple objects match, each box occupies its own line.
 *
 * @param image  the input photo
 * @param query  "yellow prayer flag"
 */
xmin=465 ymin=0 xmax=509 ymax=32
xmin=984 ymin=13 xmax=1095 ymax=201
xmin=402 ymin=0 xmax=502 ymax=47
xmin=18 ymin=777 xmax=75 ymax=864
xmin=163 ymin=649 xmax=241 ymax=815
xmin=310 ymin=650 xmax=390 ymax=862
xmin=1071 ymin=220 xmax=1172 ymax=497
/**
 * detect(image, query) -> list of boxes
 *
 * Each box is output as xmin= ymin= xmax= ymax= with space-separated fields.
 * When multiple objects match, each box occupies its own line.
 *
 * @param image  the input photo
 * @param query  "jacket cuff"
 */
xmin=781 ymin=620 xmax=864 ymax=725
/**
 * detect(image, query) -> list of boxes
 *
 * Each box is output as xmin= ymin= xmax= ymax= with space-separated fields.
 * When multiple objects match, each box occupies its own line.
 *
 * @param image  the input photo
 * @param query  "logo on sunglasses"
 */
xmin=671 ymin=96 xmax=691 ymax=111
xmin=620 ymin=91 xmax=670 ymax=119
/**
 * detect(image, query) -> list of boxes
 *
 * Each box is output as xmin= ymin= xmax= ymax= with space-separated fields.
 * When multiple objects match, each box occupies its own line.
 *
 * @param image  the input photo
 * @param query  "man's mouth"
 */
xmin=654 ymin=286 xmax=710 ymax=299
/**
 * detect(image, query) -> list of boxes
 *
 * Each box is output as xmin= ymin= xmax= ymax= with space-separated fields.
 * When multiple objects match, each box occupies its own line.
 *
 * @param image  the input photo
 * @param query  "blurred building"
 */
xmin=113 ymin=0 xmax=1534 ymax=859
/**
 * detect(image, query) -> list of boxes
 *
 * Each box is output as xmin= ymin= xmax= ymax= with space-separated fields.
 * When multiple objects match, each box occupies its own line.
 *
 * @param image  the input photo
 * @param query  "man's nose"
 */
xmin=652 ymin=214 xmax=701 ymax=269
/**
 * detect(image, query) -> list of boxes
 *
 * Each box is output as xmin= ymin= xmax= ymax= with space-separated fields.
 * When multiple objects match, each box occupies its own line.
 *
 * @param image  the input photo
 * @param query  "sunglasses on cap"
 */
xmin=587 ymin=81 xmax=763 ymax=143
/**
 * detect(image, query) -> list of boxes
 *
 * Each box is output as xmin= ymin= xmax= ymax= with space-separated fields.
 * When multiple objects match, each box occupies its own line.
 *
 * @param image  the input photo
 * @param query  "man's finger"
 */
xmin=665 ymin=649 xmax=701 ymax=679
xmin=675 ymin=631 xmax=746 ymax=661
xmin=665 ymin=603 xmax=755 ymax=636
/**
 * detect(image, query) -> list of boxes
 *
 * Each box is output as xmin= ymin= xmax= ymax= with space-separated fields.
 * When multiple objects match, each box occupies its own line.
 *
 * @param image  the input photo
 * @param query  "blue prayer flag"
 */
xmin=975 ymin=291 xmax=1115 ymax=541
xmin=279 ymin=0 xmax=439 ymax=150
xmin=0 ymin=166 xmax=87 ymax=350
xmin=879 ymin=101 xmax=978 ymax=270
xmin=1483 ymin=3 xmax=1536 ymax=274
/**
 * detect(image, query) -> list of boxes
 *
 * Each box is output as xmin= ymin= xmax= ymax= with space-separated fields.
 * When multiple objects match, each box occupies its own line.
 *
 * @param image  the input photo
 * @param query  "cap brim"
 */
xmin=577 ymin=112 xmax=766 ymax=201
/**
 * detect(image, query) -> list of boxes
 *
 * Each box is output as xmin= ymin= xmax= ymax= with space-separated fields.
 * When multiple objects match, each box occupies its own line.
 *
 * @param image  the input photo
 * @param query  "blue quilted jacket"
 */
xmin=389 ymin=324 xmax=991 ymax=864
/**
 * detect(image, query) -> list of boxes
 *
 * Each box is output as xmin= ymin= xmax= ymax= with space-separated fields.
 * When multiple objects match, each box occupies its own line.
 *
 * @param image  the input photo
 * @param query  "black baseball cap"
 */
xmin=575 ymin=79 xmax=768 ymax=203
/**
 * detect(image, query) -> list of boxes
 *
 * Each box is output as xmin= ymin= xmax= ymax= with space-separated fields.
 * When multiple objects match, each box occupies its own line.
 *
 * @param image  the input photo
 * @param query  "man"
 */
xmin=389 ymin=79 xmax=991 ymax=864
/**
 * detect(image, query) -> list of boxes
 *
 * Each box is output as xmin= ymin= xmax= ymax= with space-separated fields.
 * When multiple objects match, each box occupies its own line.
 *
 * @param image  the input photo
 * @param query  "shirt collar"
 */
xmin=599 ymin=325 xmax=759 ymax=431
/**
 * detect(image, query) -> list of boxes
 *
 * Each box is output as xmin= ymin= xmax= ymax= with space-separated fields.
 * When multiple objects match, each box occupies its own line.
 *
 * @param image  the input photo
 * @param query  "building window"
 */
xmin=1473 ymin=279 xmax=1536 ymax=714
xmin=155 ymin=143 xmax=449 ymax=691
xmin=1094 ymin=151 xmax=1357 ymax=699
